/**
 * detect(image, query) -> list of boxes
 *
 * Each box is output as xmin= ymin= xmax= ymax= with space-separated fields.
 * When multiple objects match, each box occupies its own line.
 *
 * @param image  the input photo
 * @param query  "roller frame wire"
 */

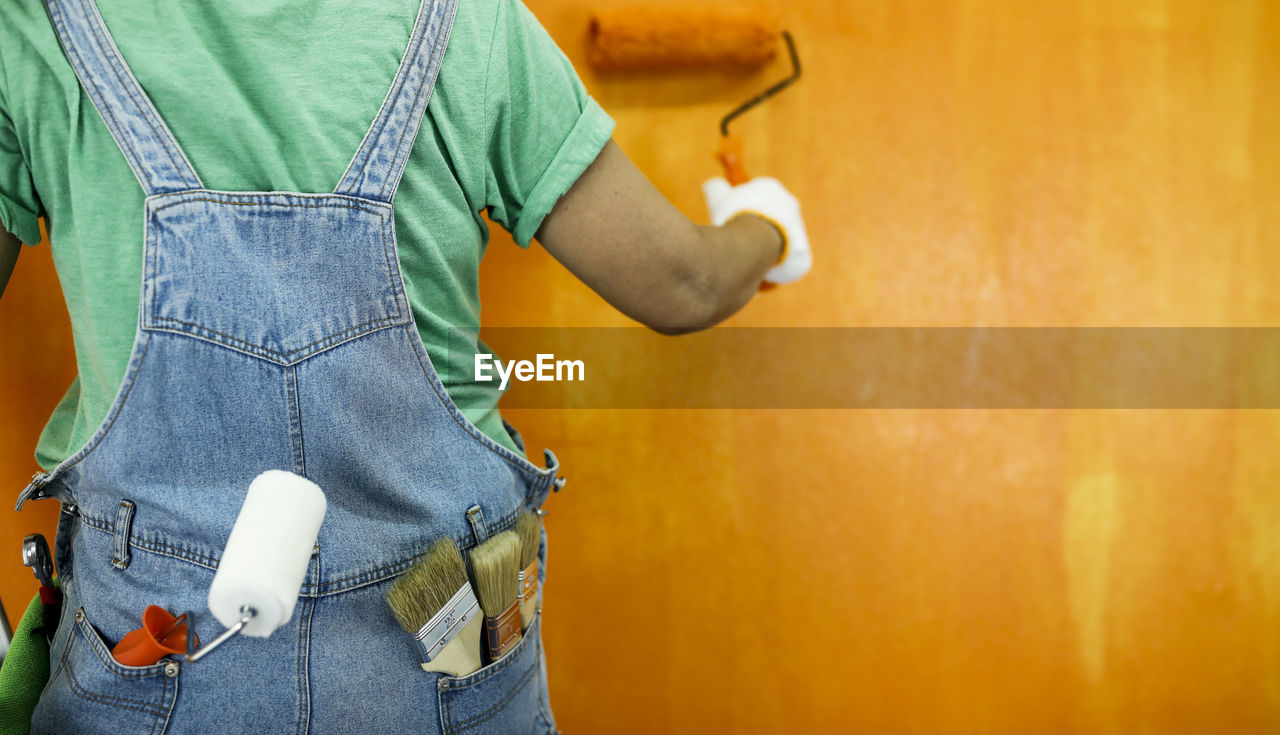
xmin=183 ymin=605 xmax=257 ymax=663
xmin=720 ymin=30 xmax=802 ymax=137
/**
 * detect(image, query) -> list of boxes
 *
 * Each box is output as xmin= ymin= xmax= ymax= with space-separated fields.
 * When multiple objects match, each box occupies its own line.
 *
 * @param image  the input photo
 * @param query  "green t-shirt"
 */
xmin=0 ymin=0 xmax=614 ymax=468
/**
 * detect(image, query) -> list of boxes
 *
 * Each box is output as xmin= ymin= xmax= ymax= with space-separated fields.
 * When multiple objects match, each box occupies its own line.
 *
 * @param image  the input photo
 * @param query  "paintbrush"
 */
xmin=515 ymin=511 xmax=542 ymax=630
xmin=387 ymin=538 xmax=483 ymax=676
xmin=468 ymin=530 xmax=522 ymax=662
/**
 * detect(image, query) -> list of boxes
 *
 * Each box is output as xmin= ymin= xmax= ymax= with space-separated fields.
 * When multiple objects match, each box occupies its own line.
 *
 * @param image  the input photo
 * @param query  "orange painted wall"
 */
xmin=4 ymin=1 xmax=1280 ymax=733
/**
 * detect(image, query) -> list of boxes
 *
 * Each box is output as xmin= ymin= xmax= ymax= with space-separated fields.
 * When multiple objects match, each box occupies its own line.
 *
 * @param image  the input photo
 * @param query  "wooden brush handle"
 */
xmin=420 ymin=615 xmax=483 ymax=677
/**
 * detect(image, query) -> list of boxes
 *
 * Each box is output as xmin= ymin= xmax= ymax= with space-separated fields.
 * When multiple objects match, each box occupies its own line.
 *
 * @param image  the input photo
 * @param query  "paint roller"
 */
xmin=112 ymin=471 xmax=326 ymax=666
xmin=205 ymin=471 xmax=326 ymax=643
xmin=587 ymin=3 xmax=802 ymax=185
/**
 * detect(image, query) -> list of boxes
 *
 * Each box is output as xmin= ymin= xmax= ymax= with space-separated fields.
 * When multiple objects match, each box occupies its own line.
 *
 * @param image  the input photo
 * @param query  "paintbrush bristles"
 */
xmin=387 ymin=538 xmax=470 ymax=634
xmin=515 ymin=511 xmax=542 ymax=569
xmin=469 ymin=530 xmax=521 ymax=618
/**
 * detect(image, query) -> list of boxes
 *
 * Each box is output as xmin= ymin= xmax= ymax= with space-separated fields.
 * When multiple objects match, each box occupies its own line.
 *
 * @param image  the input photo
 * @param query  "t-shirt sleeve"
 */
xmin=482 ymin=0 xmax=614 ymax=248
xmin=0 ymin=98 xmax=43 ymax=246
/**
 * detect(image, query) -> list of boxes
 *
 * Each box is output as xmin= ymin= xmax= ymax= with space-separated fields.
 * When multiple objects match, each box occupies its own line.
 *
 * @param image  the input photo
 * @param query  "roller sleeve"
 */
xmin=207 ymin=471 xmax=327 ymax=638
xmin=588 ymin=4 xmax=780 ymax=71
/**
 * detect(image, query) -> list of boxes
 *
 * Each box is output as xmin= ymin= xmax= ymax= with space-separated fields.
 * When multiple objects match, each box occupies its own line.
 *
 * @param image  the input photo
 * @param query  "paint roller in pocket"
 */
xmin=113 ymin=471 xmax=326 ymax=666
xmin=195 ymin=470 xmax=327 ymax=661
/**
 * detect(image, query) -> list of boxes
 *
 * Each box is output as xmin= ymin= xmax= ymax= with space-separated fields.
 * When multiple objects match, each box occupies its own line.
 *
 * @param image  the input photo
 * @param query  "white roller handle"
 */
xmin=207 ymin=471 xmax=326 ymax=637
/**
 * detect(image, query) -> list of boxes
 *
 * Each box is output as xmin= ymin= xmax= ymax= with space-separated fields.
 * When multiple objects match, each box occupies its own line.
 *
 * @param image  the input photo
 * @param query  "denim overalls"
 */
xmin=15 ymin=0 xmax=562 ymax=731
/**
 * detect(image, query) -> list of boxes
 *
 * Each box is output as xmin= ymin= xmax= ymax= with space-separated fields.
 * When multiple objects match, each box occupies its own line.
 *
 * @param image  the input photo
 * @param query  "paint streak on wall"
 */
xmin=1063 ymin=471 xmax=1119 ymax=683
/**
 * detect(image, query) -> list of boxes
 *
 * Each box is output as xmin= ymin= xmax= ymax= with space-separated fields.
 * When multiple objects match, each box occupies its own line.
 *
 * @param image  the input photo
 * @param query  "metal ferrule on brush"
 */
xmin=414 ymin=584 xmax=480 ymax=663
xmin=518 ymin=560 xmax=538 ymax=602
xmin=484 ymin=601 xmax=523 ymax=661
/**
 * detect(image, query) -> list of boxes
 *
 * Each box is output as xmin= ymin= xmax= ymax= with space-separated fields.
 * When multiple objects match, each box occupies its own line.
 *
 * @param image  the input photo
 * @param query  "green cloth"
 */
xmin=0 ymin=0 xmax=614 ymax=468
xmin=0 ymin=593 xmax=48 ymax=735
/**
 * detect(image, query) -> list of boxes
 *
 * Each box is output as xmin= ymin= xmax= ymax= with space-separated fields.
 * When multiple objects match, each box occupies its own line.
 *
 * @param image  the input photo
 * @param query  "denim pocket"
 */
xmin=436 ymin=610 xmax=551 ymax=735
xmin=142 ymin=192 xmax=408 ymax=366
xmin=31 ymin=607 xmax=180 ymax=735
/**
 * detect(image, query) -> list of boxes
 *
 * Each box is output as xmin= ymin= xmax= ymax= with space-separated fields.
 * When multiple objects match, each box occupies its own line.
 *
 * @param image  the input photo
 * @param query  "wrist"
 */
xmin=702 ymin=175 xmax=810 ymax=286
xmin=729 ymin=212 xmax=786 ymax=265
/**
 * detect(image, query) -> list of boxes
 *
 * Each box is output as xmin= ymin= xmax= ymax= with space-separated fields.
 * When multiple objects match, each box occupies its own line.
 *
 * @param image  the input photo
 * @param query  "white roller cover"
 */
xmin=208 ymin=471 xmax=326 ymax=637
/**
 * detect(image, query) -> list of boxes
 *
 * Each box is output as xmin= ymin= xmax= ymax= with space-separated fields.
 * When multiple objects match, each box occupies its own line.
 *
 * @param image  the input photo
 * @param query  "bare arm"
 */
xmin=0 ymin=228 xmax=19 ymax=298
xmin=535 ymin=139 xmax=782 ymax=334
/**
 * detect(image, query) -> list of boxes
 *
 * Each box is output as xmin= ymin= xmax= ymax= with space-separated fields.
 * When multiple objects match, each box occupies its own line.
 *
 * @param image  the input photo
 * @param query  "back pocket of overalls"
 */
xmin=143 ymin=193 xmax=406 ymax=365
xmin=437 ymin=610 xmax=548 ymax=735
xmin=31 ymin=607 xmax=179 ymax=735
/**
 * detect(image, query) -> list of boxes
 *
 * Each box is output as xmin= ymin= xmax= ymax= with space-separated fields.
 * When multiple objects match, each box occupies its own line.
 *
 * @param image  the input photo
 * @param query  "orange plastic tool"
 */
xmin=716 ymin=134 xmax=750 ymax=187
xmin=112 ymin=605 xmax=197 ymax=666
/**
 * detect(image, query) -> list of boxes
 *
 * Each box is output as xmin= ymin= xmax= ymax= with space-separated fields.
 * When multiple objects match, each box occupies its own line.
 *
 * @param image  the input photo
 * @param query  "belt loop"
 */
xmin=466 ymin=504 xmax=488 ymax=546
xmin=112 ymin=500 xmax=136 ymax=570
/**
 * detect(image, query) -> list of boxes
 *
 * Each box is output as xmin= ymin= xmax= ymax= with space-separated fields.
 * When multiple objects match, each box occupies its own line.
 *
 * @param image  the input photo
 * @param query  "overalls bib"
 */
xmin=16 ymin=0 xmax=563 ymax=731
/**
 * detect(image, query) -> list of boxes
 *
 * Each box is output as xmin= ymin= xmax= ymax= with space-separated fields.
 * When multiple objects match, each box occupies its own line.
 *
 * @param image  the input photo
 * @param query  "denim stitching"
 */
xmin=59 ymin=615 xmax=173 ymax=716
xmin=148 ymin=188 xmax=392 ymax=207
xmin=151 ymin=198 xmax=385 ymax=216
xmin=146 ymin=199 xmax=403 ymax=362
xmin=146 ymin=315 xmax=405 ymax=362
xmin=440 ymin=683 xmax=452 ymax=735
xmin=63 ymin=661 xmax=169 ymax=717
xmin=294 ymin=554 xmax=318 ymax=735
xmin=287 ymin=365 xmax=307 ymax=475
xmin=75 ymin=0 xmax=197 ymax=191
xmin=445 ymin=619 xmax=535 ymax=688
xmin=81 ymin=504 xmax=527 ymax=596
xmin=381 ymin=0 xmax=456 ymax=202
xmin=45 ymin=3 xmax=152 ymax=192
xmin=460 ymin=662 xmax=536 ymax=725
xmin=348 ymin=4 xmax=429 ymax=200
xmin=147 ymin=212 xmax=159 ymax=339
xmin=83 ymin=0 xmax=203 ymax=192
xmin=44 ymin=334 xmax=152 ymax=480
xmin=333 ymin=0 xmax=433 ymax=197
xmin=150 ymin=672 xmax=173 ymax=735
xmin=77 ymin=615 xmax=170 ymax=680
xmin=446 ymin=654 xmax=538 ymax=733
xmin=376 ymin=2 xmax=433 ymax=201
xmin=110 ymin=499 xmax=135 ymax=569
xmin=297 ymin=514 xmax=519 ymax=594
xmin=339 ymin=0 xmax=455 ymax=202
xmin=82 ymin=512 xmax=418 ymax=593
xmin=81 ymin=516 xmax=220 ymax=570
xmin=402 ymin=326 xmax=550 ymax=482
xmin=438 ymin=601 xmax=539 ymax=732
xmin=72 ymin=0 xmax=194 ymax=192
xmin=377 ymin=211 xmax=406 ymax=316
xmin=50 ymin=619 xmax=74 ymax=689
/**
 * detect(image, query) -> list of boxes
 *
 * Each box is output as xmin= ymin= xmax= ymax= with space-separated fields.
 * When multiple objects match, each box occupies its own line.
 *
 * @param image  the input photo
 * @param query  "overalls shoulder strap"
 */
xmin=44 ymin=0 xmax=204 ymax=195
xmin=333 ymin=0 xmax=458 ymax=203
xmin=45 ymin=0 xmax=459 ymax=204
